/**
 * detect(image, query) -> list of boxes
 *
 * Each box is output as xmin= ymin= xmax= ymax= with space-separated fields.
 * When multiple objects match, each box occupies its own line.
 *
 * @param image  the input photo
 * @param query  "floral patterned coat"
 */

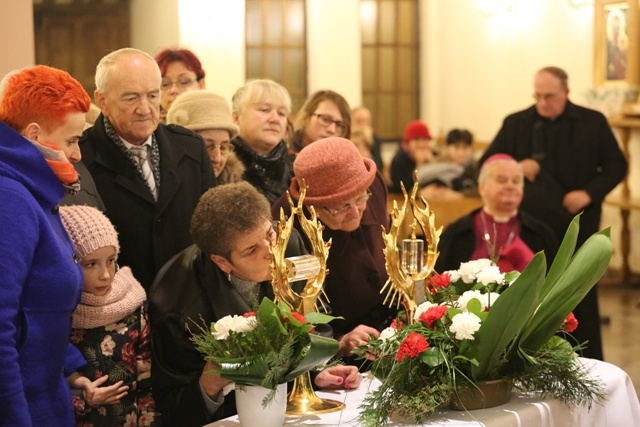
xmin=70 ymin=305 xmax=160 ymax=427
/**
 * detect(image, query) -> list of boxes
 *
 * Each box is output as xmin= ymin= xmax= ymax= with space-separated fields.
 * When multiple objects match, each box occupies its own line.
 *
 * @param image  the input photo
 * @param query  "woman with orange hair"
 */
xmin=0 ymin=65 xmax=92 ymax=426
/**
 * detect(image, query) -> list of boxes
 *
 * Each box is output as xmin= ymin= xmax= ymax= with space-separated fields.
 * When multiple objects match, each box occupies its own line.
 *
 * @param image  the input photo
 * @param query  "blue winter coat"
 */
xmin=0 ymin=121 xmax=84 ymax=426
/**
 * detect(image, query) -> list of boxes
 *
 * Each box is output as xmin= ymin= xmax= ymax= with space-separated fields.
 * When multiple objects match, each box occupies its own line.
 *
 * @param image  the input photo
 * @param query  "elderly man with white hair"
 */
xmin=80 ymin=47 xmax=216 ymax=290
xmin=434 ymin=153 xmax=558 ymax=274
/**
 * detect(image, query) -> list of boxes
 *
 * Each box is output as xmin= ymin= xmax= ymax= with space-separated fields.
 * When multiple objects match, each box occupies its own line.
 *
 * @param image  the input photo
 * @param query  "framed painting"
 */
xmin=594 ymin=0 xmax=640 ymax=87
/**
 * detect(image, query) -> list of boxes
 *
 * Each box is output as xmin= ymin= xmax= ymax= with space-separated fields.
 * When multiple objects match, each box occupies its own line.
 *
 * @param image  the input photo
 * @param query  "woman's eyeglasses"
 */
xmin=161 ymin=78 xmax=198 ymax=91
xmin=312 ymin=113 xmax=347 ymax=133
xmin=323 ymin=189 xmax=372 ymax=216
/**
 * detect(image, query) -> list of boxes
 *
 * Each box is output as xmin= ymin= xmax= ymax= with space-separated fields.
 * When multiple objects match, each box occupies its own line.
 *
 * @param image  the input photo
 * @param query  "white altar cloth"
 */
xmin=207 ymin=358 xmax=640 ymax=426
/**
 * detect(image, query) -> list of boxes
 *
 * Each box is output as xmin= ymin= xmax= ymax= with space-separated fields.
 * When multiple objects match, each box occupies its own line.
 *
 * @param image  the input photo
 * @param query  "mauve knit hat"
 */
xmin=59 ymin=205 xmax=119 ymax=259
xmin=289 ymin=137 xmax=377 ymax=207
xmin=166 ymin=90 xmax=239 ymax=139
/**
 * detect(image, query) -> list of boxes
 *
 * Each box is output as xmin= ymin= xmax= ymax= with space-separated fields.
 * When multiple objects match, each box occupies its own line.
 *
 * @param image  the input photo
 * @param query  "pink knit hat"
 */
xmin=59 ymin=205 xmax=119 ymax=259
xmin=289 ymin=137 xmax=377 ymax=207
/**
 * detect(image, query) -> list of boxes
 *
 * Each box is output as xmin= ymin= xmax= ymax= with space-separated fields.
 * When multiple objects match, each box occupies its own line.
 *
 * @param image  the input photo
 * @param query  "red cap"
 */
xmin=403 ymin=120 xmax=432 ymax=142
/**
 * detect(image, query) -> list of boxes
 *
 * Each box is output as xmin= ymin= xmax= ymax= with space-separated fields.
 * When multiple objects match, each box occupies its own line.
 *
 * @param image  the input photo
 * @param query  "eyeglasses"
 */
xmin=533 ymin=91 xmax=562 ymax=102
xmin=312 ymin=113 xmax=347 ymax=133
xmin=323 ymin=189 xmax=372 ymax=216
xmin=205 ymin=142 xmax=234 ymax=154
xmin=161 ymin=78 xmax=198 ymax=91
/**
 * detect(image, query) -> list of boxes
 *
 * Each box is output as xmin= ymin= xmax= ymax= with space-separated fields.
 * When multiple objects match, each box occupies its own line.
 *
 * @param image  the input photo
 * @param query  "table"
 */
xmin=207 ymin=359 xmax=640 ymax=426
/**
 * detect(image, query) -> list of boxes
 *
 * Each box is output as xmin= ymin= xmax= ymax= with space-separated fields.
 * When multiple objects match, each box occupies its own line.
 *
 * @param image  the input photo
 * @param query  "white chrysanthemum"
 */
xmin=379 ymin=327 xmax=397 ymax=342
xmin=456 ymin=290 xmax=484 ymax=311
xmin=475 ymin=265 xmax=505 ymax=286
xmin=449 ymin=312 xmax=481 ymax=340
xmin=213 ymin=315 xmax=257 ymax=340
xmin=456 ymin=259 xmax=494 ymax=284
xmin=445 ymin=269 xmax=461 ymax=283
xmin=413 ymin=301 xmax=437 ymax=322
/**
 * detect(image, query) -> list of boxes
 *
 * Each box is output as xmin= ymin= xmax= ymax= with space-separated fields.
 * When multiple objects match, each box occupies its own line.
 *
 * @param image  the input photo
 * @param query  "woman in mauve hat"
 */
xmin=272 ymin=136 xmax=396 ymax=363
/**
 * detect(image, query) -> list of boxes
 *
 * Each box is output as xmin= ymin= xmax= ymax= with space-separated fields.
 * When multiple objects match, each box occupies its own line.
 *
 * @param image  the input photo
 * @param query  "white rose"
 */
xmin=413 ymin=301 xmax=437 ymax=322
xmin=449 ymin=312 xmax=481 ymax=340
xmin=213 ymin=315 xmax=257 ymax=340
xmin=379 ymin=327 xmax=397 ymax=342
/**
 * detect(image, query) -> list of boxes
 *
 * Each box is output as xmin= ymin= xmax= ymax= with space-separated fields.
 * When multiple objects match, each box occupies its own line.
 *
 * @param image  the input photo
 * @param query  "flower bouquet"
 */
xmin=191 ymin=297 xmax=339 ymax=404
xmin=356 ymin=216 xmax=610 ymax=426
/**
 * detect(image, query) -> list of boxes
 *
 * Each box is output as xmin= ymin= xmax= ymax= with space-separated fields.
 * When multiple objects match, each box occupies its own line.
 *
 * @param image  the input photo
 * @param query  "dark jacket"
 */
xmin=389 ymin=146 xmax=416 ymax=194
xmin=60 ymin=160 xmax=105 ymax=211
xmin=271 ymin=171 xmax=395 ymax=337
xmin=232 ymin=137 xmax=295 ymax=204
xmin=80 ymin=115 xmax=216 ymax=290
xmin=481 ymin=101 xmax=627 ymax=246
xmin=434 ymin=208 xmax=559 ymax=273
xmin=148 ymin=234 xmax=307 ymax=427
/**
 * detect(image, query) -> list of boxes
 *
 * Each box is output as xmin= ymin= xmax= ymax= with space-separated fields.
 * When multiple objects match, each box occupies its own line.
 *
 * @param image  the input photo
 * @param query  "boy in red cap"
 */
xmin=389 ymin=119 xmax=434 ymax=193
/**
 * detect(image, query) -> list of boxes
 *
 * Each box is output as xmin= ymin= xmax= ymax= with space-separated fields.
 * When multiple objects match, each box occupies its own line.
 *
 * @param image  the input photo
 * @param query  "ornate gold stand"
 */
xmin=381 ymin=177 xmax=442 ymax=323
xmin=270 ymin=180 xmax=344 ymax=414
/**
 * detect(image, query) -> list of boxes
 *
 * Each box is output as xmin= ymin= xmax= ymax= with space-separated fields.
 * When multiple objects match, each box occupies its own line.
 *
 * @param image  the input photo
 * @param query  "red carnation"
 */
xmin=419 ymin=305 xmax=448 ymax=328
xmin=427 ymin=273 xmax=451 ymax=294
xmin=563 ymin=312 xmax=579 ymax=333
xmin=396 ymin=332 xmax=429 ymax=362
xmin=243 ymin=312 xmax=256 ymax=318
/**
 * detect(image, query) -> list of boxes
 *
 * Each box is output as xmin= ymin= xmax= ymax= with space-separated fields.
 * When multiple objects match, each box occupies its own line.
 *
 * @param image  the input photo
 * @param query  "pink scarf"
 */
xmin=72 ymin=267 xmax=146 ymax=329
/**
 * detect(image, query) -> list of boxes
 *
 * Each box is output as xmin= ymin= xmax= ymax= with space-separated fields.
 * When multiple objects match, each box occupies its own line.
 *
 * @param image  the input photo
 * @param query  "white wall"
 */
xmin=130 ymin=0 xmax=180 ymax=57
xmin=0 ymin=0 xmax=34 ymax=78
xmin=423 ymin=0 xmax=594 ymax=141
xmin=306 ymin=0 xmax=362 ymax=108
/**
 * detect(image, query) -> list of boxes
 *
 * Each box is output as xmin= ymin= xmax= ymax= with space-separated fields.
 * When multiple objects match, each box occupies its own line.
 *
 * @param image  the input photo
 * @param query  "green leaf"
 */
xmin=518 ymin=229 xmax=611 ymax=352
xmin=421 ymin=347 xmax=445 ymax=367
xmin=285 ymin=334 xmax=339 ymax=381
xmin=305 ymin=312 xmax=342 ymax=324
xmin=471 ymin=252 xmax=546 ymax=380
xmin=466 ymin=298 xmax=482 ymax=316
xmin=539 ymin=214 xmax=580 ymax=300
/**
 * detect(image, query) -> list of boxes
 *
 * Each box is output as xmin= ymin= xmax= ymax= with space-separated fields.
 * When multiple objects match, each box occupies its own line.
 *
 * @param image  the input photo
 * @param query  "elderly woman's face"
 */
xmin=220 ymin=219 xmax=276 ymax=283
xmin=235 ymin=96 xmax=288 ymax=156
xmin=316 ymin=189 xmax=371 ymax=232
xmin=197 ymin=129 xmax=232 ymax=177
xmin=479 ymin=160 xmax=523 ymax=215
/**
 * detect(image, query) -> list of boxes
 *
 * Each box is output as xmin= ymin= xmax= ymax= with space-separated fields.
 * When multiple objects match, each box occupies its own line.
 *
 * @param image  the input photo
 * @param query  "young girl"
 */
xmin=60 ymin=205 xmax=159 ymax=426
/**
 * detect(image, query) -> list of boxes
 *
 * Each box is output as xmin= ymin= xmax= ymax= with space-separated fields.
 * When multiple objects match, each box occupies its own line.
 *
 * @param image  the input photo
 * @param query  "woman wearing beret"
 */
xmin=166 ymin=90 xmax=245 ymax=185
xmin=272 ymin=137 xmax=395 ymax=360
xmin=0 ymin=65 xmax=90 ymax=426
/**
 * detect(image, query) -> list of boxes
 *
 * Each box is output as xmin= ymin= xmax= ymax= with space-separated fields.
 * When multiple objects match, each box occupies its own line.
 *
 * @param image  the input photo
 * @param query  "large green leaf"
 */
xmin=538 ymin=215 xmax=580 ymax=300
xmin=471 ymin=253 xmax=546 ymax=380
xmin=518 ymin=229 xmax=611 ymax=353
xmin=215 ymin=355 xmax=271 ymax=386
xmin=286 ymin=333 xmax=339 ymax=381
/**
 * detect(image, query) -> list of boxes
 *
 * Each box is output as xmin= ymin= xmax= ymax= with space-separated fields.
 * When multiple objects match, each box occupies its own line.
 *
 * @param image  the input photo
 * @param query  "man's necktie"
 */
xmin=129 ymin=145 xmax=158 ymax=200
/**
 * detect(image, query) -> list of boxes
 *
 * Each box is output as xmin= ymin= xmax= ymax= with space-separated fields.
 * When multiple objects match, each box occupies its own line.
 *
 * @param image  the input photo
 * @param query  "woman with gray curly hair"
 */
xmin=149 ymin=182 xmax=361 ymax=427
